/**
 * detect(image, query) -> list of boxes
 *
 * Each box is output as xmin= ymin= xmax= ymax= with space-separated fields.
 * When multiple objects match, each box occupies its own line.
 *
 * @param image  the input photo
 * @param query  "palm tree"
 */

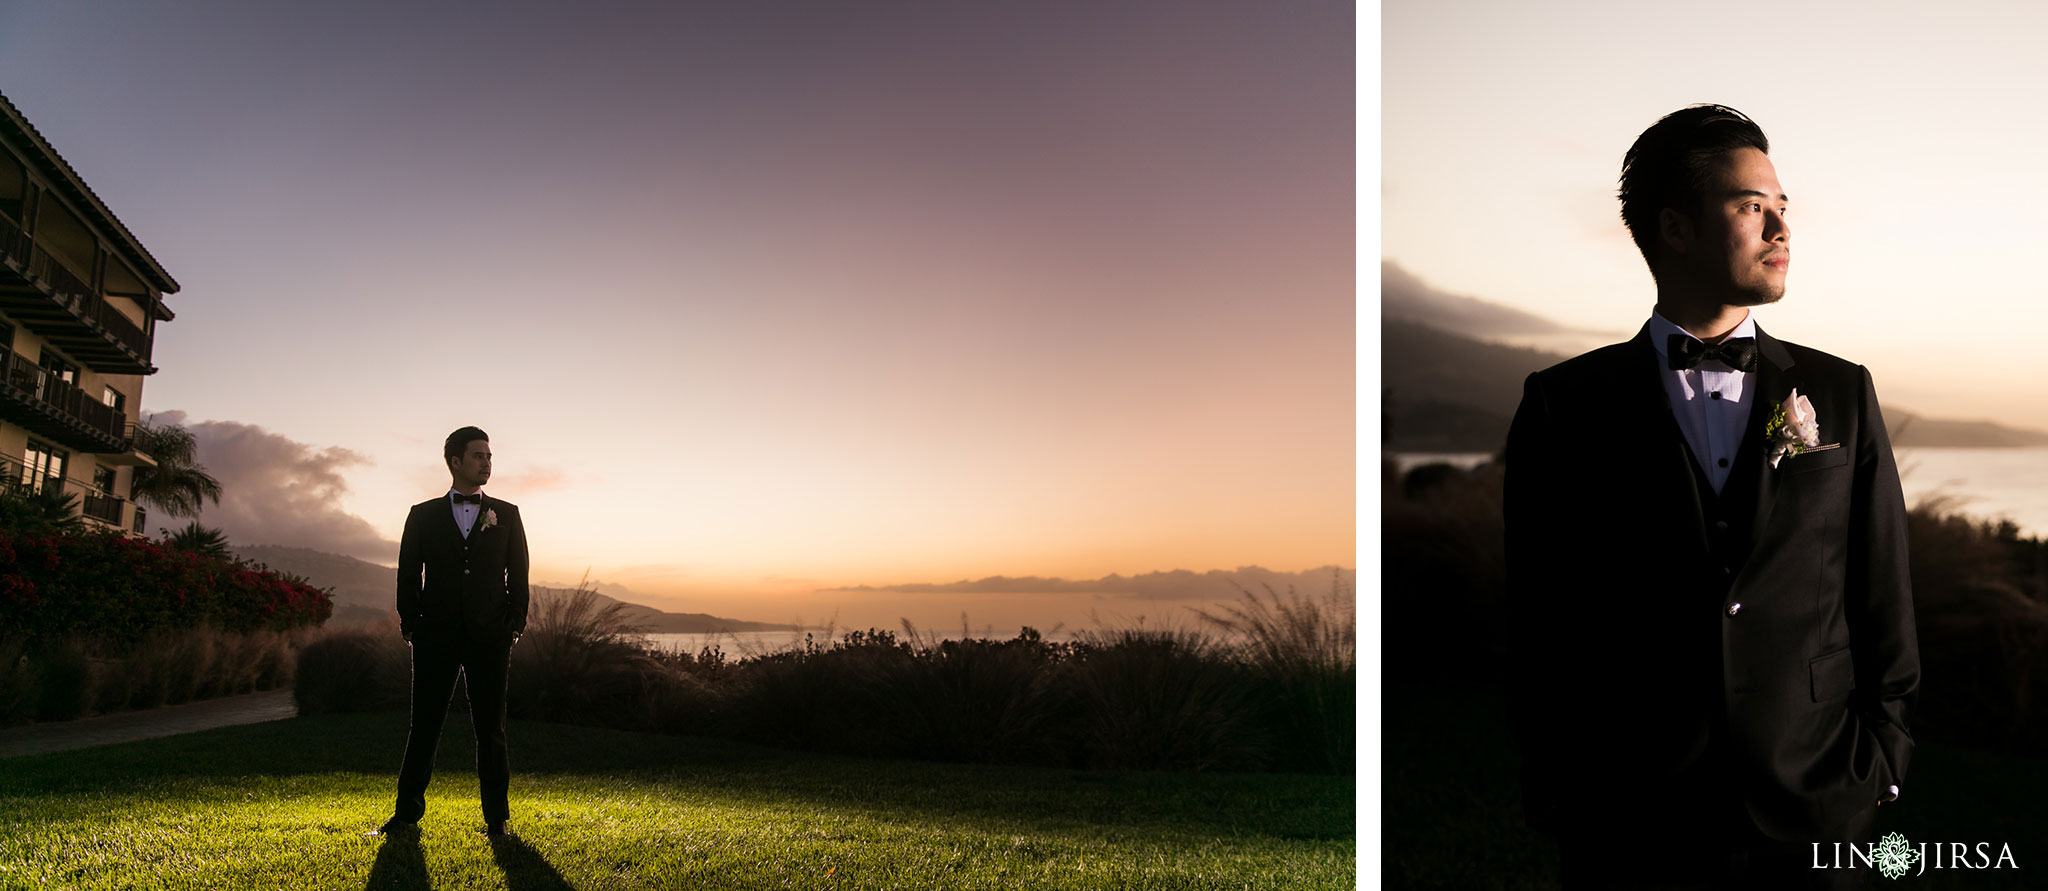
xmin=163 ymin=520 xmax=232 ymax=559
xmin=129 ymin=419 xmax=223 ymax=519
xmin=0 ymin=486 xmax=83 ymax=535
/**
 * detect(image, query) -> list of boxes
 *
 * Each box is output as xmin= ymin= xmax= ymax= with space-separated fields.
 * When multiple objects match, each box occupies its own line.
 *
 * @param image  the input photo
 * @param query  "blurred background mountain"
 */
xmin=232 ymin=545 xmax=796 ymax=633
xmin=1380 ymin=261 xmax=2048 ymax=453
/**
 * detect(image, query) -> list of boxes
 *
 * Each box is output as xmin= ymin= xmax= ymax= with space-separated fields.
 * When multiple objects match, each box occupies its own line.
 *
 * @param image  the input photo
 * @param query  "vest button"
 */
xmin=1727 ymin=602 xmax=1742 ymax=616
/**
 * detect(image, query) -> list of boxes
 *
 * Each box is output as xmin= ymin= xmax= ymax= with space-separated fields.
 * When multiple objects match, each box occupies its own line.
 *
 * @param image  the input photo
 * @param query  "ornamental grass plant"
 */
xmin=0 ymin=625 xmax=311 ymax=725
xmin=293 ymin=579 xmax=1359 ymax=774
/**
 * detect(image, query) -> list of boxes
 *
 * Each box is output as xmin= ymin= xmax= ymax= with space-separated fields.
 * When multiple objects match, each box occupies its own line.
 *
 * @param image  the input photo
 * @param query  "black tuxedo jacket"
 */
xmin=1502 ymin=322 xmax=1919 ymax=842
xmin=396 ymin=493 xmax=531 ymax=641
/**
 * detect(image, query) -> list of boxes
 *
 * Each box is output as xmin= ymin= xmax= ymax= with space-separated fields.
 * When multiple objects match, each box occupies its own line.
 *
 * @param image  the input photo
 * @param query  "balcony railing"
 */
xmin=0 ymin=344 xmax=130 ymax=449
xmin=81 ymin=491 xmax=122 ymax=524
xmin=0 ymin=211 xmax=153 ymax=365
xmin=0 ymin=449 xmax=140 ymax=531
xmin=0 ymin=209 xmax=28 ymax=262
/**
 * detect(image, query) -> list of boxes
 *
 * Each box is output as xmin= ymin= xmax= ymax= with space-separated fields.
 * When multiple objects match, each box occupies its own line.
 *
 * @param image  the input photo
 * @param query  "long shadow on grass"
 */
xmin=364 ymin=829 xmax=430 ymax=890
xmin=0 ymin=712 xmax=1351 ymax=847
xmin=491 ymin=834 xmax=574 ymax=890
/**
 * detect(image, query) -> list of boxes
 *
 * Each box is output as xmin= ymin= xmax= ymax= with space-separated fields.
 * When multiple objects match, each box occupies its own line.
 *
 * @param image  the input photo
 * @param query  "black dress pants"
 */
xmin=392 ymin=629 xmax=514 ymax=824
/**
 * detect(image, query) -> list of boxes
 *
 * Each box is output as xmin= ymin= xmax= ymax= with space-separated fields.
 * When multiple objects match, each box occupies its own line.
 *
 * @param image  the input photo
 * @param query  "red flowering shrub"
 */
xmin=0 ymin=528 xmax=331 ymax=648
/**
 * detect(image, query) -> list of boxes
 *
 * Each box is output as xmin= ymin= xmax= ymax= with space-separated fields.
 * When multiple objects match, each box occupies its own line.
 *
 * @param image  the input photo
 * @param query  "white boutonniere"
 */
xmin=479 ymin=508 xmax=499 ymax=532
xmin=1765 ymin=388 xmax=1823 ymax=469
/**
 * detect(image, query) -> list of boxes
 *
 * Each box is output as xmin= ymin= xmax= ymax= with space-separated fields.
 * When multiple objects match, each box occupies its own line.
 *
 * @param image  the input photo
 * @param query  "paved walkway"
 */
xmin=0 ymin=688 xmax=299 ymax=759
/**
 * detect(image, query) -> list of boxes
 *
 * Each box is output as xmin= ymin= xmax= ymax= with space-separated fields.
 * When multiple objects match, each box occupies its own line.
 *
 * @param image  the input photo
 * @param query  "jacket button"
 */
xmin=1727 ymin=602 xmax=1742 ymax=616
xmin=1715 ymin=520 xmax=1729 ymax=531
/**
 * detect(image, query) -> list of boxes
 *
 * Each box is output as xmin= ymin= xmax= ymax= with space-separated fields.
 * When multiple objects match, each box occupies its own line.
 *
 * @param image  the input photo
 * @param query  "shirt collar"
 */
xmin=1649 ymin=308 xmax=1756 ymax=359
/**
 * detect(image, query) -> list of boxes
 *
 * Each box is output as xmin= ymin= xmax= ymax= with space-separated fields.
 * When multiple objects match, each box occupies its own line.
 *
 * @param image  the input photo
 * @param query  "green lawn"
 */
xmin=1384 ymin=683 xmax=2048 ymax=890
xmin=0 ymin=713 xmax=1354 ymax=890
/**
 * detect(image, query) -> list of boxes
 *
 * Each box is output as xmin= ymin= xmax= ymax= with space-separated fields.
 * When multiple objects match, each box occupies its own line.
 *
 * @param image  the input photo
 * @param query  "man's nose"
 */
xmin=1765 ymin=208 xmax=1789 ymax=242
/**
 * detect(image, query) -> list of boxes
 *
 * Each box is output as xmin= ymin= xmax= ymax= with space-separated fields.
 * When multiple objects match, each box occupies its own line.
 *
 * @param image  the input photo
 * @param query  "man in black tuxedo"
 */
xmin=1504 ymin=106 xmax=1918 ymax=889
xmin=370 ymin=426 xmax=531 ymax=840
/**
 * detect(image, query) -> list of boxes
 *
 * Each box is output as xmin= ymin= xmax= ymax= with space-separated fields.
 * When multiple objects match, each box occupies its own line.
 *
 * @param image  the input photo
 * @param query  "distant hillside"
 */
xmin=1889 ymin=414 xmax=2048 ymax=448
xmin=1382 ymin=317 xmax=1566 ymax=451
xmin=1379 ymin=305 xmax=2048 ymax=452
xmin=1381 ymin=261 xmax=1579 ymax=338
xmin=525 ymin=585 xmax=798 ymax=634
xmin=232 ymin=545 xmax=796 ymax=633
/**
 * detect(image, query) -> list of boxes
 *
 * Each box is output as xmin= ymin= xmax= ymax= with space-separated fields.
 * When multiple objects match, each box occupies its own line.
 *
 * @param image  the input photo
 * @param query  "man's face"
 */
xmin=1676 ymin=146 xmax=1791 ymax=305
xmin=448 ymin=439 xmax=491 ymax=489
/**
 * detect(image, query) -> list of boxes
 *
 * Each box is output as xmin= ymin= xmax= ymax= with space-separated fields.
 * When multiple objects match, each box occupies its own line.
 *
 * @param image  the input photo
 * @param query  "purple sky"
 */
xmin=0 ymin=2 xmax=1355 ymax=628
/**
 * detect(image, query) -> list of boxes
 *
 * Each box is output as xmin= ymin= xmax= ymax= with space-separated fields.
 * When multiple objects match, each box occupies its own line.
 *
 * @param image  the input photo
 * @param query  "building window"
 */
xmin=23 ymin=439 xmax=66 ymax=496
xmin=102 ymin=385 xmax=126 ymax=413
xmin=38 ymin=348 xmax=77 ymax=385
xmin=92 ymin=464 xmax=116 ymax=494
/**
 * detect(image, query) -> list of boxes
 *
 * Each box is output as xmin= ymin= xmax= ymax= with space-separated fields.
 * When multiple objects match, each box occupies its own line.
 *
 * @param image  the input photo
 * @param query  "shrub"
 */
xmin=291 ymin=588 xmax=1357 ymax=774
xmin=846 ymin=625 xmax=1075 ymax=765
xmin=0 ymin=529 xmax=331 ymax=647
xmin=507 ymin=583 xmax=674 ymax=729
xmin=0 ymin=635 xmax=36 ymax=728
xmin=1068 ymin=628 xmax=1267 ymax=772
xmin=29 ymin=637 xmax=95 ymax=722
xmin=1196 ymin=572 xmax=1357 ymax=773
xmin=293 ymin=624 xmax=411 ymax=715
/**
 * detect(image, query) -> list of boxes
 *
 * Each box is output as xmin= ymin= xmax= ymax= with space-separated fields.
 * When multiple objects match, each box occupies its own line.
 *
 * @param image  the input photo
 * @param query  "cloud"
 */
xmin=146 ymin=410 xmax=399 ymax=563
xmin=822 ymin=565 xmax=1355 ymax=602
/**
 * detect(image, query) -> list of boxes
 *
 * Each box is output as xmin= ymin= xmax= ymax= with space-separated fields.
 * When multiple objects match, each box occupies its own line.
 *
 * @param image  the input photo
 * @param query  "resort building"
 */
xmin=0 ymin=91 xmax=177 ymax=534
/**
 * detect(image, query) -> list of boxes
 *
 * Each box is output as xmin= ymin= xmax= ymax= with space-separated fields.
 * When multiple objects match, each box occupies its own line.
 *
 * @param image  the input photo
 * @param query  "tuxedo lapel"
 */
xmin=442 ymin=494 xmax=466 ymax=542
xmin=471 ymin=494 xmax=491 ymax=539
xmin=1746 ymin=326 xmax=1800 ymax=550
xmin=1624 ymin=323 xmax=1712 ymax=558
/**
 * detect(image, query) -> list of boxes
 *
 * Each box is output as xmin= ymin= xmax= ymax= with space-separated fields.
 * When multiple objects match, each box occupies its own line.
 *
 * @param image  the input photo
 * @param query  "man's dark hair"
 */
xmin=444 ymin=426 xmax=489 ymax=467
xmin=1618 ymin=104 xmax=1770 ymax=271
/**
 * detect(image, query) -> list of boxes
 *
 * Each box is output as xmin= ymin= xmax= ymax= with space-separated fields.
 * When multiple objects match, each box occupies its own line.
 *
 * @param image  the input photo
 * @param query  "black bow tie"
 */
xmin=1667 ymin=335 xmax=1759 ymax=372
xmin=451 ymin=493 xmax=482 ymax=505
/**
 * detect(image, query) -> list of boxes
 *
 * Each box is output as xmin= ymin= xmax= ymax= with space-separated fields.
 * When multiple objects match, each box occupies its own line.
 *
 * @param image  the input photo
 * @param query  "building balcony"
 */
xmin=81 ymin=491 xmax=122 ymax=524
xmin=98 ymin=421 xmax=159 ymax=467
xmin=0 ymin=211 xmax=153 ymax=375
xmin=1 ymin=449 xmax=142 ymax=532
xmin=0 ymin=344 xmax=129 ymax=453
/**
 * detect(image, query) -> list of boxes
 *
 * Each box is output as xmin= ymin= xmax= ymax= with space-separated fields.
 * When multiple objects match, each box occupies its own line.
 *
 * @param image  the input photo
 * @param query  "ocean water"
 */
xmin=1895 ymin=447 xmax=2048 ymax=537
xmin=640 ymin=628 xmax=1088 ymax=656
xmin=1385 ymin=447 xmax=2048 ymax=538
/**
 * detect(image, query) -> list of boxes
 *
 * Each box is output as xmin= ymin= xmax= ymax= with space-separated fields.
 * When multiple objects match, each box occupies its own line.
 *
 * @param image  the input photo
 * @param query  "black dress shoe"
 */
xmin=368 ymin=817 xmax=418 ymax=838
xmin=486 ymin=821 xmax=514 ymax=839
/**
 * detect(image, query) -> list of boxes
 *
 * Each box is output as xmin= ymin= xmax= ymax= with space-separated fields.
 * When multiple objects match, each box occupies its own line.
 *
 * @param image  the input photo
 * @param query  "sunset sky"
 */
xmin=1386 ymin=0 xmax=2048 ymax=433
xmin=0 ymin=3 xmax=1354 ymax=629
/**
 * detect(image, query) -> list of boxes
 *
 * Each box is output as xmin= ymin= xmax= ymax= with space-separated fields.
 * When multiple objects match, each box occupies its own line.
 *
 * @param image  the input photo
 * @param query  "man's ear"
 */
xmin=1658 ymin=207 xmax=1694 ymax=257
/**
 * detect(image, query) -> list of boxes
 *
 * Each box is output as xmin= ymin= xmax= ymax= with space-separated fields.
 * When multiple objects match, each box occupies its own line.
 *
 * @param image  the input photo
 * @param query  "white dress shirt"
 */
xmin=1648 ymin=310 xmax=1755 ymax=495
xmin=448 ymin=487 xmax=483 ymax=539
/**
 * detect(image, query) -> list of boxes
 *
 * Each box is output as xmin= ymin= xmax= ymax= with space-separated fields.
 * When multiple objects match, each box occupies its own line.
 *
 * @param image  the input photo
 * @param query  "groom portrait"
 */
xmin=370 ymin=426 xmax=532 ymax=840
xmin=1503 ymin=105 xmax=1919 ymax=889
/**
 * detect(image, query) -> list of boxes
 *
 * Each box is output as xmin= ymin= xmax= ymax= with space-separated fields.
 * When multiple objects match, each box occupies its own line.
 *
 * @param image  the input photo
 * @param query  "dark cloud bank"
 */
xmin=825 ymin=565 xmax=1355 ymax=601
xmin=147 ymin=411 xmax=398 ymax=563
